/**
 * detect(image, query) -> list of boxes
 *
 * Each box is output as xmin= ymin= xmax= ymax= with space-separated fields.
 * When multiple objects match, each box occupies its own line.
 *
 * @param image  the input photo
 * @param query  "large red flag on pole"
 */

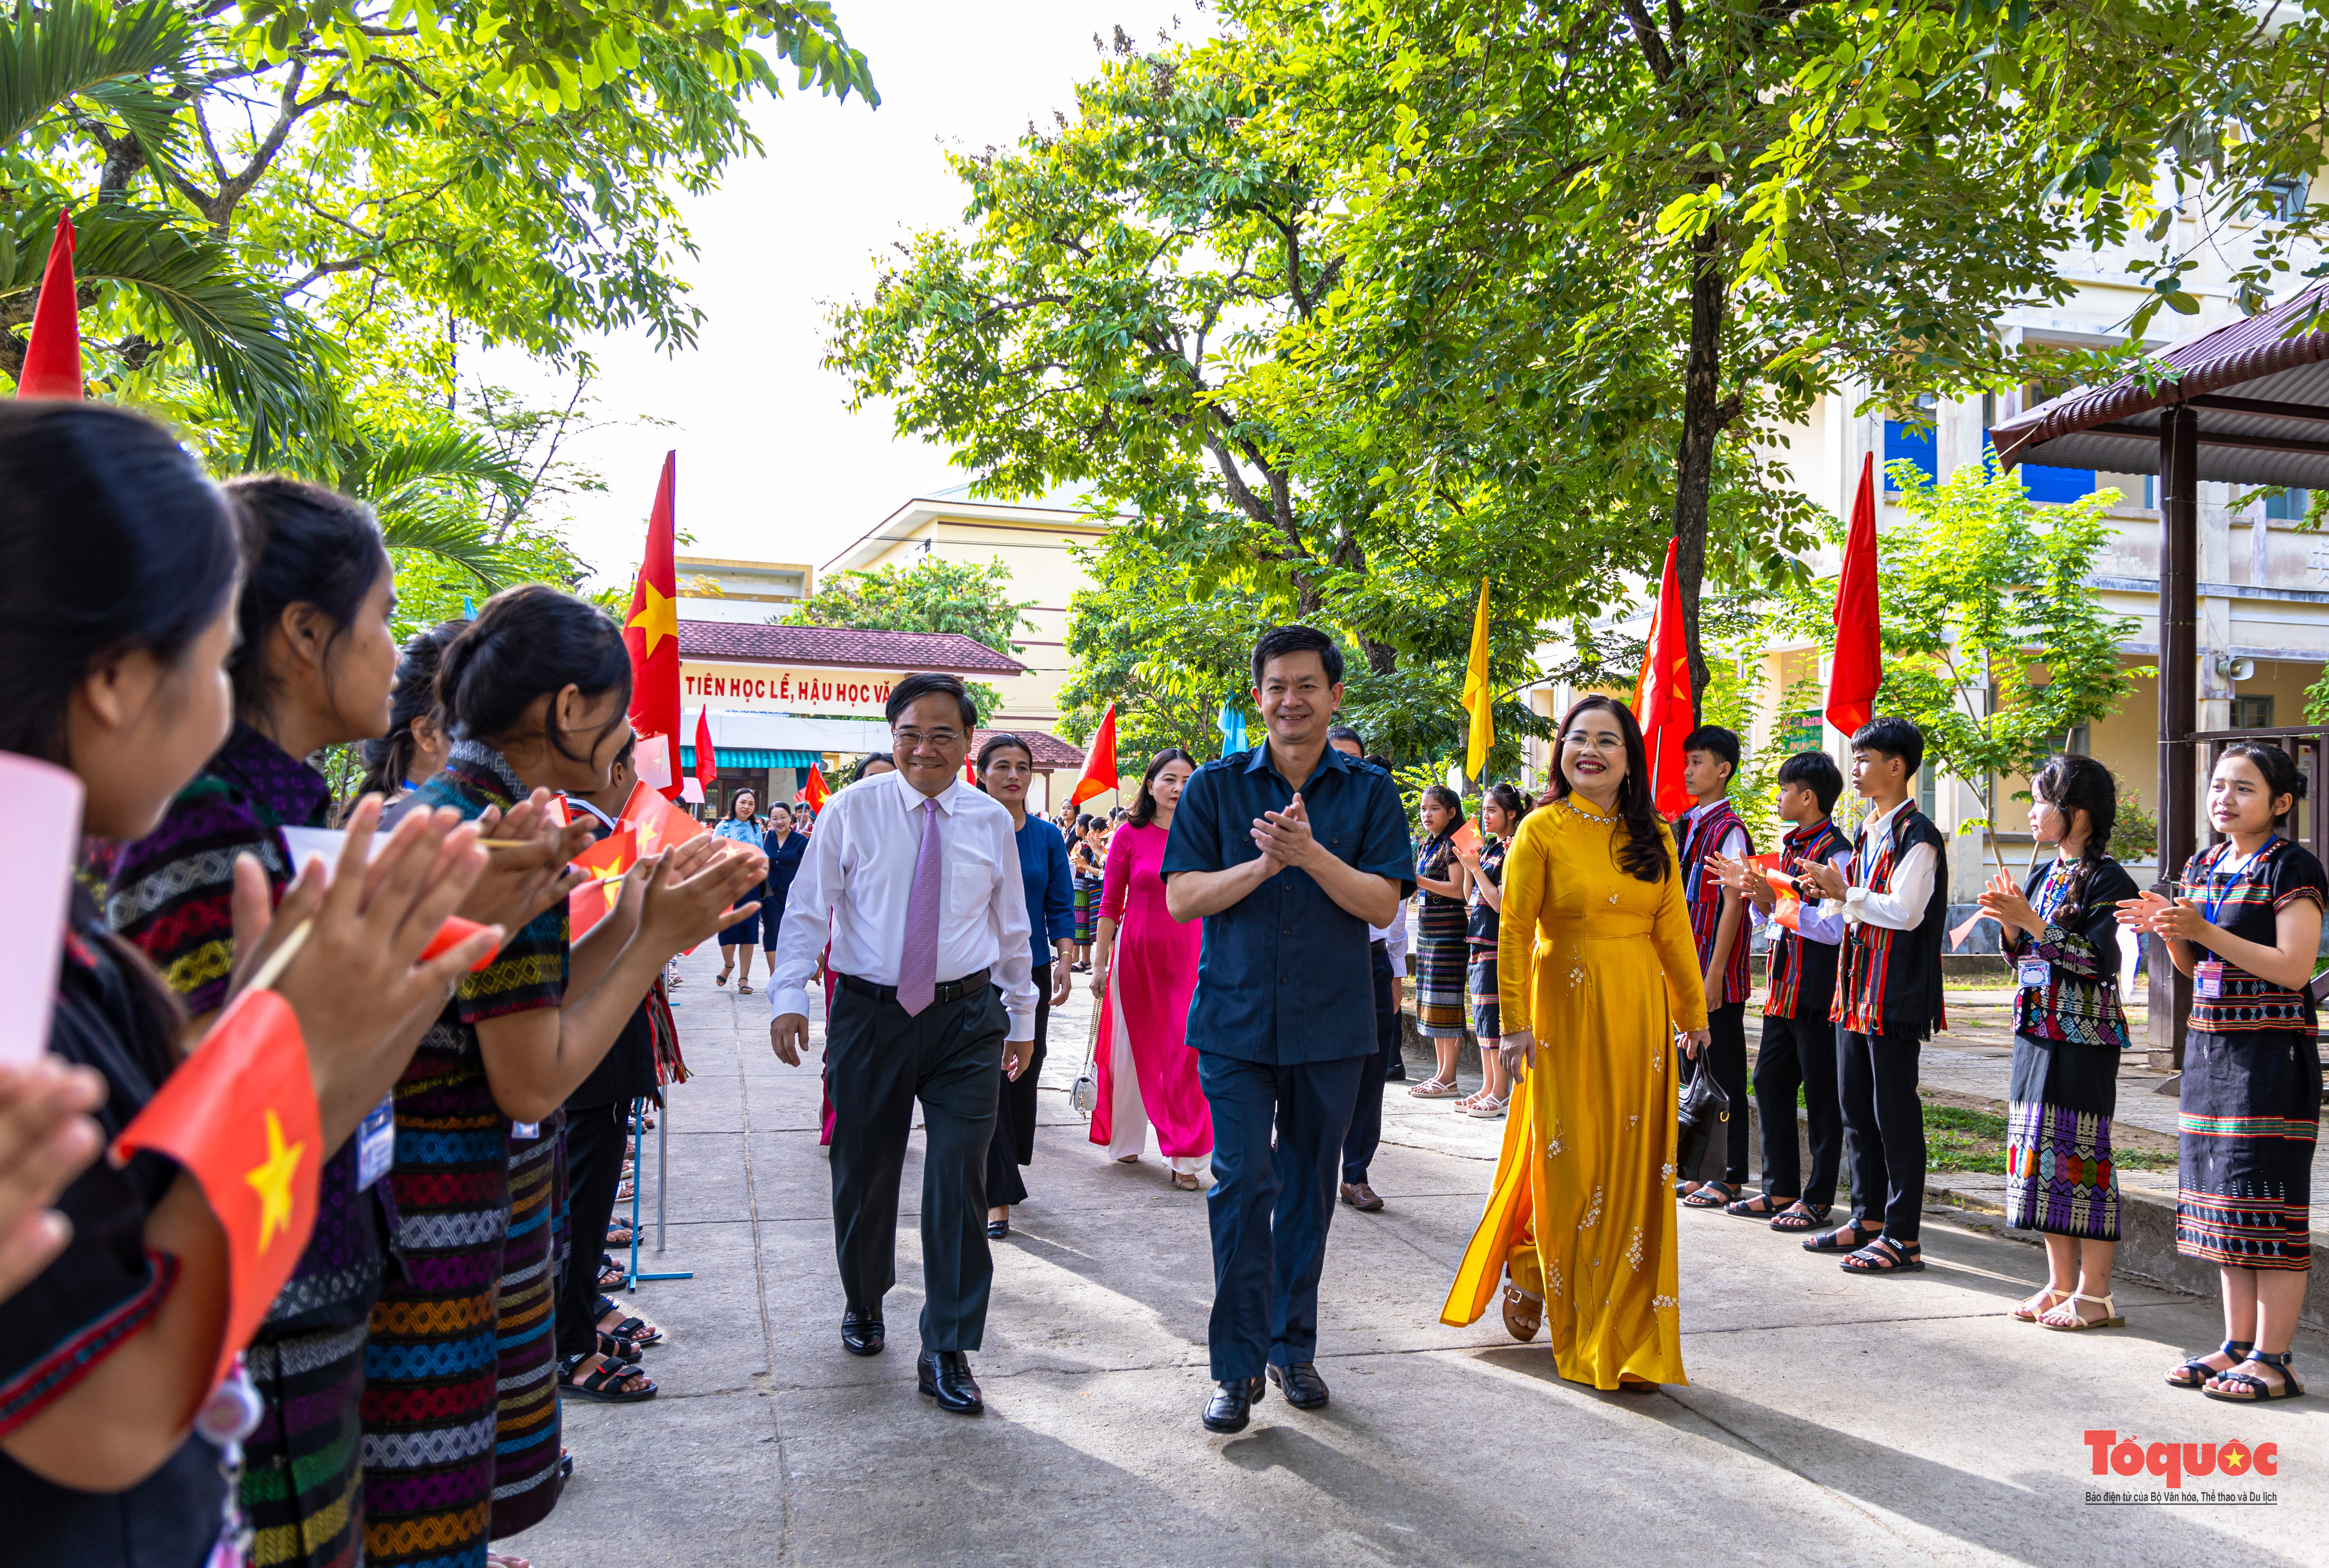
xmin=16 ymin=212 xmax=82 ymax=400
xmin=1827 ymin=450 xmax=1883 ymax=737
xmin=1070 ymin=703 xmax=1119 ymax=808
xmin=1632 ymin=538 xmax=1695 ymax=819
xmin=687 ymin=705 xmax=716 ymax=805
xmin=799 ymin=763 xmax=830 ymax=811
xmin=623 ymin=454 xmax=683 ymax=797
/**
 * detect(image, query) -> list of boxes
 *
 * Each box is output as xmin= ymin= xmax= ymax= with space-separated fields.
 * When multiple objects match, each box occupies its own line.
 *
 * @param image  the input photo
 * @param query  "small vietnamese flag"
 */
xmin=113 ymin=986 xmax=321 ymax=1393
xmin=16 ymin=211 xmax=82 ymax=400
xmin=1070 ymin=703 xmax=1118 ymax=808
xmin=568 ymin=829 xmax=638 ymax=937
xmin=799 ymin=763 xmax=829 ymax=812
xmin=686 ymin=705 xmax=715 ymax=805
xmin=621 ymin=779 xmax=708 ymax=858
xmin=1631 ymin=538 xmax=1695 ymax=819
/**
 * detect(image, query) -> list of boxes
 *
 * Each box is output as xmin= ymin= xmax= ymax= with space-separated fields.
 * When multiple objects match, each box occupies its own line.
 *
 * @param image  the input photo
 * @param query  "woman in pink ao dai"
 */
xmin=1090 ymin=747 xmax=1214 ymax=1187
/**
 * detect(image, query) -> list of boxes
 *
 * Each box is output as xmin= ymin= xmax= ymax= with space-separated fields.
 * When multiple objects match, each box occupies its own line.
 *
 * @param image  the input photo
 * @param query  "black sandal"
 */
xmin=2168 ymin=1338 xmax=2253 ymax=1390
xmin=558 ymin=1352 xmax=657 ymax=1402
xmin=1840 ymin=1236 xmax=1924 ymax=1273
xmin=1769 ymin=1202 xmax=1830 ymax=1233
xmin=1802 ymin=1218 xmax=1881 ymax=1253
xmin=2203 ymin=1349 xmax=2305 ymax=1403
xmin=596 ymin=1297 xmax=662 ymax=1346
xmin=1681 ymin=1180 xmax=1737 ymax=1209
xmin=597 ymin=1332 xmax=643 ymax=1363
xmin=1723 ymin=1191 xmax=1790 ymax=1218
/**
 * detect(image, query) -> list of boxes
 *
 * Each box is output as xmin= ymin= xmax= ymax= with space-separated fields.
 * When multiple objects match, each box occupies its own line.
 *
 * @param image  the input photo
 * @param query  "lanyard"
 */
xmin=2202 ymin=835 xmax=2275 ymax=927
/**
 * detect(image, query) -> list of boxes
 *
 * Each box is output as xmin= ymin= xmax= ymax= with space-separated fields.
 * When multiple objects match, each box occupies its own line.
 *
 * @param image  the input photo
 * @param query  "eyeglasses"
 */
xmin=1561 ymin=730 xmax=1625 ymax=752
xmin=892 ymin=727 xmax=963 ymax=747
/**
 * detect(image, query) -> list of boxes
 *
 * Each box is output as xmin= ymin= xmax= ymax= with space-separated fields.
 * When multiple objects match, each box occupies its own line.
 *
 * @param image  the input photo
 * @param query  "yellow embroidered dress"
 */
xmin=1440 ymin=794 xmax=1709 ymax=1388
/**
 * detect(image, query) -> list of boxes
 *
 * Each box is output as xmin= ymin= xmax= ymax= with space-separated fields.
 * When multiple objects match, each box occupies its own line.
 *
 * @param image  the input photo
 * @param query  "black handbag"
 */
xmin=1674 ymin=1050 xmax=1732 ymax=1180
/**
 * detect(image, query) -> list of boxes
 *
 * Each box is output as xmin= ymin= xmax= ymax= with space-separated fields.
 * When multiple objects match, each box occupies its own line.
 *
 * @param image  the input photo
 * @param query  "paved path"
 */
xmin=516 ymin=948 xmax=2325 ymax=1568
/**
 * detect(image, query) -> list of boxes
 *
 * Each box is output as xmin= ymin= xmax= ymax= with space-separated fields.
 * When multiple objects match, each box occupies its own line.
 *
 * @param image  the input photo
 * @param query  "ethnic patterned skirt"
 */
xmin=362 ymin=1022 xmax=511 ymax=1568
xmin=489 ymin=1115 xmax=566 ymax=1540
xmin=1467 ymin=953 xmax=1503 ymax=1044
xmin=2003 ymin=1032 xmax=2121 ymax=1241
xmin=1072 ymin=877 xmax=1100 ymax=946
xmin=2177 ymin=1028 xmax=2321 ymax=1270
xmin=1415 ymin=937 xmax=1469 ymax=1041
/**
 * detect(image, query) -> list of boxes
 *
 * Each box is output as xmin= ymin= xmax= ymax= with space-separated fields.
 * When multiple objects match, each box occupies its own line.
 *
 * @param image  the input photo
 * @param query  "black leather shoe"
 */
xmin=840 ymin=1309 xmax=884 ymax=1357
xmin=986 ymin=1218 xmax=1010 ymax=1240
xmin=917 ymin=1350 xmax=984 ymax=1414
xmin=1202 ymin=1375 xmax=1267 ymax=1433
xmin=1267 ymin=1361 xmax=1329 ymax=1409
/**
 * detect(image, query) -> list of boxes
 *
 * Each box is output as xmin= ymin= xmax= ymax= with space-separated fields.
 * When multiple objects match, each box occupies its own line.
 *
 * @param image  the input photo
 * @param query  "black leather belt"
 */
xmin=838 ymin=968 xmax=992 ymax=1006
xmin=1370 ymin=939 xmax=1388 ymax=955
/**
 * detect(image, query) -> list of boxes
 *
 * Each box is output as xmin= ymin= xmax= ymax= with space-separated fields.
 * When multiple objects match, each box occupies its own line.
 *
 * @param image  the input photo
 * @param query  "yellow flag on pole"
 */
xmin=1461 ymin=576 xmax=1493 ymax=781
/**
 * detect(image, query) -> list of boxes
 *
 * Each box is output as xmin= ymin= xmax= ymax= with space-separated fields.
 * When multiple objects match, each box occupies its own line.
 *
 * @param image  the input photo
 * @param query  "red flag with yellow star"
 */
xmin=620 ymin=779 xmax=707 ymax=859
xmin=623 ymin=453 xmax=683 ymax=798
xmin=567 ymin=828 xmax=637 ymax=937
xmin=799 ymin=763 xmax=829 ymax=811
xmin=112 ymin=987 xmax=320 ymax=1393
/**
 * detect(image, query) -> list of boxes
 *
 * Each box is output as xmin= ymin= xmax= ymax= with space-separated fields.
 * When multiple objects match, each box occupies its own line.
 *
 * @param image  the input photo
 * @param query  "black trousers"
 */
xmin=1340 ymin=943 xmax=1400 ymax=1185
xmin=827 ymin=979 xmax=1005 ymax=1351
xmin=556 ymin=1099 xmax=629 ymax=1361
xmin=1198 ymin=1051 xmax=1364 ymax=1380
xmin=983 ymin=963 xmax=1053 ymax=1208
xmin=1752 ymin=1010 xmax=1844 ymax=1209
xmin=1840 ymin=1028 xmax=1926 ymax=1242
xmin=1703 ymin=1000 xmax=1751 ymax=1186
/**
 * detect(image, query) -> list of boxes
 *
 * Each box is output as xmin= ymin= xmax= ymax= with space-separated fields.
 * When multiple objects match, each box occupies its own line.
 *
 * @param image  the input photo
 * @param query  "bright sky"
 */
xmin=478 ymin=1 xmax=1208 ymax=592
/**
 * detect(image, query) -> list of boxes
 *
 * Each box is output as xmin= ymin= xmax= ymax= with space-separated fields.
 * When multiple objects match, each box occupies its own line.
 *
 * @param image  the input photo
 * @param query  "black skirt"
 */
xmin=2007 ymin=1033 xmax=2120 ymax=1118
xmin=2177 ymin=1028 xmax=2321 ymax=1270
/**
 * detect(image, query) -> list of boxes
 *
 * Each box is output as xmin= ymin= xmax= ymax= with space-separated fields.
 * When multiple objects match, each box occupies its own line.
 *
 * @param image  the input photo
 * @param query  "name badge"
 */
xmin=511 ymin=1121 xmax=541 ymax=1140
xmin=2017 ymin=958 xmax=2050 ymax=989
xmin=2195 ymin=960 xmax=2226 ymax=1000
xmin=355 ymin=1096 xmax=395 ymax=1190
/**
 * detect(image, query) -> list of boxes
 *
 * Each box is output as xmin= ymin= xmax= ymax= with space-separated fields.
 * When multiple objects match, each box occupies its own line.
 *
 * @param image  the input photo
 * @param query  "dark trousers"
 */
xmin=1197 ymin=1051 xmax=1365 ymax=1380
xmin=555 ymin=1098 xmax=629 ymax=1361
xmin=984 ymin=964 xmax=1053 ymax=1208
xmin=1704 ymin=999 xmax=1751 ymax=1186
xmin=827 ymin=980 xmax=1005 ymax=1351
xmin=1753 ymin=1010 xmax=1844 ymax=1208
xmin=1340 ymin=944 xmax=1400 ymax=1184
xmin=1840 ymin=1028 xmax=1926 ymax=1242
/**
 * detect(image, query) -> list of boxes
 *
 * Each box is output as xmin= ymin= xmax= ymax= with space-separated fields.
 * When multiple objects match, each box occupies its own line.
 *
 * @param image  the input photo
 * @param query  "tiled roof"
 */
xmin=678 ymin=620 xmax=1024 ymax=676
xmin=980 ymin=727 xmax=1086 ymax=771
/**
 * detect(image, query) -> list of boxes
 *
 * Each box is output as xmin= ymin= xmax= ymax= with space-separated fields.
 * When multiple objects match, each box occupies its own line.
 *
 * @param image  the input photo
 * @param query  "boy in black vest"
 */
xmin=1714 ymin=751 xmax=1851 ymax=1231
xmin=1796 ymin=718 xmax=1948 ymax=1274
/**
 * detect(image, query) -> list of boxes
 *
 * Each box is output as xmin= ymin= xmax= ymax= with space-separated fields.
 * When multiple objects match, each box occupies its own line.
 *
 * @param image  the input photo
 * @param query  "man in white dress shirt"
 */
xmin=769 ymin=673 xmax=1037 ymax=1413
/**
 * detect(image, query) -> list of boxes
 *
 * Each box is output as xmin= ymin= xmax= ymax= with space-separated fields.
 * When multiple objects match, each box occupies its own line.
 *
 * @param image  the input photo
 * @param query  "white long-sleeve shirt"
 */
xmin=1827 ymin=798 xmax=1937 ymax=934
xmin=768 ymin=769 xmax=1037 ymax=1040
xmin=1370 ymin=901 xmax=1409 ymax=973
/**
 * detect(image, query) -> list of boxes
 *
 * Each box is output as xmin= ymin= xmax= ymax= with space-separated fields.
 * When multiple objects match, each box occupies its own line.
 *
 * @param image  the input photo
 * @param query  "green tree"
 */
xmin=780 ymin=555 xmax=1034 ymax=722
xmin=1769 ymin=459 xmax=2141 ymax=872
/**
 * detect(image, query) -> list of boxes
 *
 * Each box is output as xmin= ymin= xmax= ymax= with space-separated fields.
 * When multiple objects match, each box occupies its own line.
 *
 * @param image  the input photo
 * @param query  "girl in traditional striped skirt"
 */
xmin=1977 ymin=754 xmax=2138 ymax=1332
xmin=2123 ymin=742 xmax=2323 ymax=1403
xmin=1408 ymin=786 xmax=1471 ymax=1098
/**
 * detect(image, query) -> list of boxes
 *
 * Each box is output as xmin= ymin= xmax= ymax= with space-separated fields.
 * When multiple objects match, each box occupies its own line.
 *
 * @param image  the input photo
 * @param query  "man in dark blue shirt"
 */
xmin=1162 ymin=626 xmax=1414 ymax=1434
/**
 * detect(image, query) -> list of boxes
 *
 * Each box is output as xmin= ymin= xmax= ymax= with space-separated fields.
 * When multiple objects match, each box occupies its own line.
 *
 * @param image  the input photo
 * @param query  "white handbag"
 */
xmin=1070 ymin=978 xmax=1101 ymax=1116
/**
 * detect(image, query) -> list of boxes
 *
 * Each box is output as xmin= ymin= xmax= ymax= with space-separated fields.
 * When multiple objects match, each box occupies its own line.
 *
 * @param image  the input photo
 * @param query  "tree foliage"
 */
xmin=779 ymin=556 xmax=1034 ymax=722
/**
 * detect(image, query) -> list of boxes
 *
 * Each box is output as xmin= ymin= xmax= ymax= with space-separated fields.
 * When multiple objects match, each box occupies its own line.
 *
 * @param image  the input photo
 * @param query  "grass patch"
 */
xmin=1919 ymin=1101 xmax=2175 ymax=1174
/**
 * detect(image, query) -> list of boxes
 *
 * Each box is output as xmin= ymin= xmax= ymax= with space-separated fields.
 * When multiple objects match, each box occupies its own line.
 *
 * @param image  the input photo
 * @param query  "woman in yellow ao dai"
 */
xmin=1440 ymin=695 xmax=1711 ymax=1389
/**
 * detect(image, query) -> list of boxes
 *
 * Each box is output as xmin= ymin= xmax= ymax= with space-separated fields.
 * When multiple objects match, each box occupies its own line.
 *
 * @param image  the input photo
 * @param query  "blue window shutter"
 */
xmin=1883 ymin=420 xmax=1938 ymax=490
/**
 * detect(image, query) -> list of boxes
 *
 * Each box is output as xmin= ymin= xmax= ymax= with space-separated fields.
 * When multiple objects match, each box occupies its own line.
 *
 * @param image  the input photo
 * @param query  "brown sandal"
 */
xmin=1501 ymin=1284 xmax=1543 ymax=1342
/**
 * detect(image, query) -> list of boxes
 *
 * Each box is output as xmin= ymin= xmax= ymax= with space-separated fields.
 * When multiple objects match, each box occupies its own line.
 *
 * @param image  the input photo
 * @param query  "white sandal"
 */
xmin=1466 ymin=1095 xmax=1509 ymax=1120
xmin=2011 ymin=1285 xmax=2072 ymax=1323
xmin=2039 ymin=1291 xmax=2124 ymax=1331
xmin=1408 ymin=1077 xmax=1460 ymax=1099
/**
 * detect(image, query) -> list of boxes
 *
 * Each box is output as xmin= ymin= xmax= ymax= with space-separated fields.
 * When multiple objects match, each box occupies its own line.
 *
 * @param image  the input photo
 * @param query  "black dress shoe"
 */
xmin=986 ymin=1218 xmax=1010 ymax=1240
xmin=840 ymin=1308 xmax=884 ymax=1357
xmin=1267 ymin=1361 xmax=1329 ymax=1409
xmin=917 ymin=1350 xmax=984 ymax=1414
xmin=1202 ymin=1375 xmax=1267 ymax=1433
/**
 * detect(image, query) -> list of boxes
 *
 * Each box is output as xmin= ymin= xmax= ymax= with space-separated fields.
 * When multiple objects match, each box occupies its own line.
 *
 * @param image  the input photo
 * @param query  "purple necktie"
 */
xmin=898 ymin=796 xmax=942 ymax=1015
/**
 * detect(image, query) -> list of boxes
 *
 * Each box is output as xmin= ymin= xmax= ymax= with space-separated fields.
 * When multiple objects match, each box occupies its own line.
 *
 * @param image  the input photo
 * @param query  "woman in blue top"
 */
xmin=713 ymin=789 xmax=765 ymax=991
xmin=976 ymin=734 xmax=1076 ymax=1239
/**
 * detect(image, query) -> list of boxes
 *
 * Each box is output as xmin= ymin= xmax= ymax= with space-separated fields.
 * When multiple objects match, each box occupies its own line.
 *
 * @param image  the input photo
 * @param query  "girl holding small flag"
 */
xmin=0 ymin=402 xmax=502 ymax=1567
xmin=2122 ymin=743 xmax=2323 ymax=1402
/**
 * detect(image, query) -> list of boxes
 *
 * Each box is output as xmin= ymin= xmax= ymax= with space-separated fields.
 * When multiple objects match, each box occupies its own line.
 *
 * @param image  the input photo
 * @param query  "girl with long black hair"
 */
xmin=1978 ymin=754 xmax=2138 ymax=1332
xmin=0 ymin=402 xmax=501 ymax=1567
xmin=357 ymin=620 xmax=464 ymax=801
xmin=361 ymin=585 xmax=767 ymax=1565
xmin=1407 ymin=785 xmax=1470 ymax=1097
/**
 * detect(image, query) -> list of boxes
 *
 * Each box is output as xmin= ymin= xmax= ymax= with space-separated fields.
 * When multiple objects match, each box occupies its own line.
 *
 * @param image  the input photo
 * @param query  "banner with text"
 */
xmin=681 ymin=662 xmax=896 ymax=717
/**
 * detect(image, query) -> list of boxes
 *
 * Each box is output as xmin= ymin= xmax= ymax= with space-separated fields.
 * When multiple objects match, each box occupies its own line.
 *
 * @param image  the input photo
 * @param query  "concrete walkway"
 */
xmin=516 ymin=948 xmax=2325 ymax=1568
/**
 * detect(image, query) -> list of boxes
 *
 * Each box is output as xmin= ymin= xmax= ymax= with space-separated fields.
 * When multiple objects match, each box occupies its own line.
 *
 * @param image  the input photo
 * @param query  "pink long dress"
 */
xmin=1090 ymin=821 xmax=1213 ymax=1163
